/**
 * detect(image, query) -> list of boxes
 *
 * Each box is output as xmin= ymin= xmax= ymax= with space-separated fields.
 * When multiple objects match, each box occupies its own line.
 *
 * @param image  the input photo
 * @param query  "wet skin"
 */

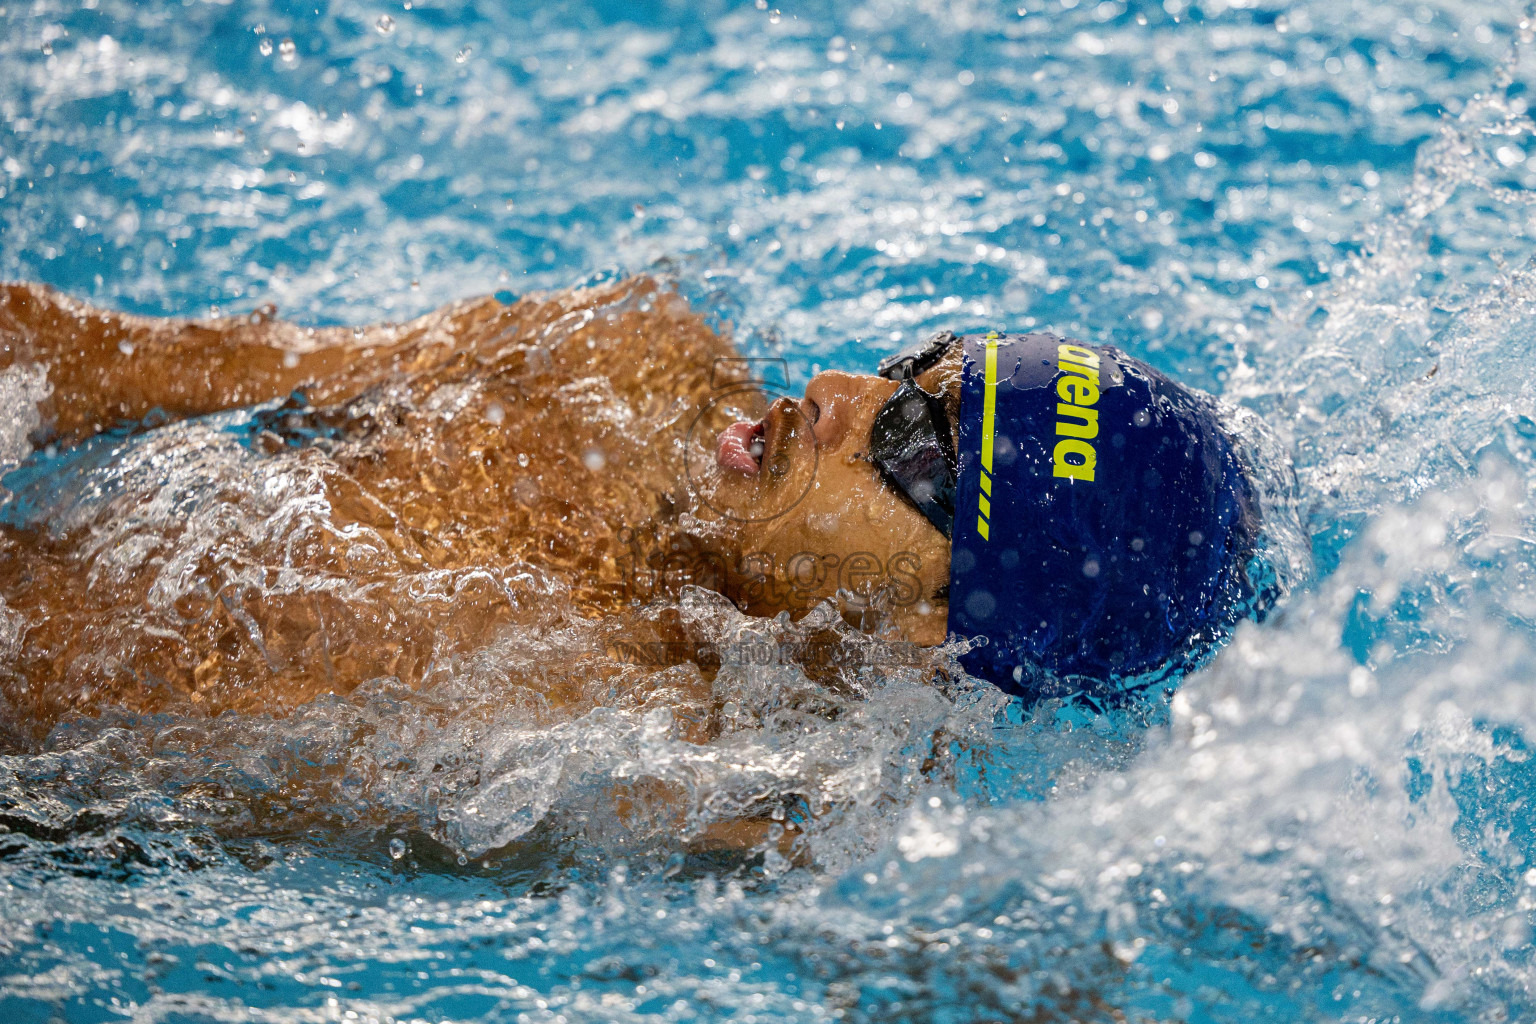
xmin=0 ymin=278 xmax=972 ymax=857
xmin=0 ymin=276 xmax=959 ymax=740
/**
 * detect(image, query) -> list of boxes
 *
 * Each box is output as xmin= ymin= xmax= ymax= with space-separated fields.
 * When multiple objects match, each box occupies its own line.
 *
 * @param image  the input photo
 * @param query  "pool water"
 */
xmin=5 ymin=0 xmax=1536 ymax=1020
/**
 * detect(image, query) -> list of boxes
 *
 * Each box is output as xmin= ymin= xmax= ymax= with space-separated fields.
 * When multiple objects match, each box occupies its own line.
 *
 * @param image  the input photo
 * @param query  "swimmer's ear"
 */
xmin=891 ymin=595 xmax=948 ymax=647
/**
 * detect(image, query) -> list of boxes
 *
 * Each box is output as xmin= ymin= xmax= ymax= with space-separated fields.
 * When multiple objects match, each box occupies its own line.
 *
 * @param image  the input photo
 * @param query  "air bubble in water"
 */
xmin=259 ymin=38 xmax=273 ymax=56
xmin=278 ymin=38 xmax=297 ymax=63
xmin=455 ymin=46 xmax=473 ymax=63
xmin=375 ymin=14 xmax=395 ymax=34
xmin=388 ymin=838 xmax=406 ymax=860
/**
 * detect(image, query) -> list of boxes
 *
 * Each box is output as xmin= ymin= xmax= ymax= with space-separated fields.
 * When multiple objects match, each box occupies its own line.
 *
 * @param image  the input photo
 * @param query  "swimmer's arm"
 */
xmin=689 ymin=818 xmax=807 ymax=864
xmin=0 ymin=282 xmax=491 ymax=443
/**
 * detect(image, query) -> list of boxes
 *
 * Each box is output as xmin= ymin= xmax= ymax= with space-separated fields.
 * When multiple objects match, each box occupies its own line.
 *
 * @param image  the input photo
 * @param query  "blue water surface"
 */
xmin=7 ymin=0 xmax=1536 ymax=1021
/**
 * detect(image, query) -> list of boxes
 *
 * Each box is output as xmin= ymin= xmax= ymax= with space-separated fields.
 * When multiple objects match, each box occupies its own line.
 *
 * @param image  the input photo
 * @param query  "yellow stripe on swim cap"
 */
xmin=981 ymin=336 xmax=998 ymax=474
xmin=977 ymin=333 xmax=1000 ymax=542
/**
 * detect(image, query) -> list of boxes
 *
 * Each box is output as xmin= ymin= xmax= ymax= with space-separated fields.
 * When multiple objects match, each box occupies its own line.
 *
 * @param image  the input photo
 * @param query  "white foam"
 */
xmin=0 ymin=361 xmax=49 ymax=482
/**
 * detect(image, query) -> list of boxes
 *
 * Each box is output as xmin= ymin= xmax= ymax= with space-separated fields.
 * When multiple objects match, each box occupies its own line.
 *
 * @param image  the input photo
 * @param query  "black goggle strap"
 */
xmin=877 ymin=330 xmax=959 ymax=383
xmin=869 ymin=376 xmax=958 ymax=540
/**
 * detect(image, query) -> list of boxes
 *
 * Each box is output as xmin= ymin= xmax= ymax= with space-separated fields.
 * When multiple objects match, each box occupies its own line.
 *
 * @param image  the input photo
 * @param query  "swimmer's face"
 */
xmin=707 ymin=352 xmax=961 ymax=644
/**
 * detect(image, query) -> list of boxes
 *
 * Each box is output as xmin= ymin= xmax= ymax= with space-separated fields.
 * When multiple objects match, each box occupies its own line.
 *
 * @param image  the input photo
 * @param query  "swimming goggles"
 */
xmin=870 ymin=331 xmax=960 ymax=538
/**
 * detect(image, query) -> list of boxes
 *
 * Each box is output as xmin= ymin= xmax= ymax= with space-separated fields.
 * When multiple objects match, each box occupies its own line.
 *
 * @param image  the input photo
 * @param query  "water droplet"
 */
xmin=1132 ymin=408 xmax=1152 ymax=427
xmin=456 ymin=854 xmax=468 ymax=866
xmin=278 ymin=38 xmax=297 ymax=63
xmin=41 ymin=42 xmax=53 ymax=56
xmin=414 ymin=83 xmax=424 ymax=96
xmin=517 ymin=452 xmax=530 ymax=467
xmin=485 ymin=402 xmax=505 ymax=425
xmin=117 ymin=340 xmax=135 ymax=356
xmin=388 ymin=838 xmax=406 ymax=860
xmin=259 ymin=38 xmax=273 ymax=56
xmin=768 ymin=9 xmax=781 ymax=23
xmin=455 ymin=46 xmax=472 ymax=63
xmin=410 ymin=278 xmax=420 ymax=290
xmin=375 ymin=14 xmax=395 ymax=34
xmin=583 ymin=448 xmax=607 ymax=472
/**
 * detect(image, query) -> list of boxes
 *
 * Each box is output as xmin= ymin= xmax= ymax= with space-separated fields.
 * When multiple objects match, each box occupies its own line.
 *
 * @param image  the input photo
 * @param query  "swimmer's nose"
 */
xmin=801 ymin=371 xmax=894 ymax=449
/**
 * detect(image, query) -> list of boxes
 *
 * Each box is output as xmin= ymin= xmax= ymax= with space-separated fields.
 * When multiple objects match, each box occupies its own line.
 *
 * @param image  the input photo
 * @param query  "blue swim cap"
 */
xmin=946 ymin=332 xmax=1260 ymax=702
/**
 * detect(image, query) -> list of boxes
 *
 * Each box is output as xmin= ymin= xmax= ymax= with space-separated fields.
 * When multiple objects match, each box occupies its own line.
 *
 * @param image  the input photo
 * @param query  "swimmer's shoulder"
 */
xmin=438 ymin=275 xmax=738 ymax=405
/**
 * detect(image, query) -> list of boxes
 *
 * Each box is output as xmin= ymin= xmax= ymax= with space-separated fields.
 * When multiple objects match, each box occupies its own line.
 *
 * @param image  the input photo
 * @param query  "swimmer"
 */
xmin=0 ymin=276 xmax=1266 ymax=743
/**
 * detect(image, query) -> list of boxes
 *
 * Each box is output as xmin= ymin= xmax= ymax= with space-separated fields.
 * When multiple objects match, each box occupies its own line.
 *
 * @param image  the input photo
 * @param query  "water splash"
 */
xmin=0 ymin=363 xmax=48 ymax=476
xmin=3 ymin=0 xmax=1536 ymax=1021
xmin=1237 ymin=9 xmax=1536 ymax=568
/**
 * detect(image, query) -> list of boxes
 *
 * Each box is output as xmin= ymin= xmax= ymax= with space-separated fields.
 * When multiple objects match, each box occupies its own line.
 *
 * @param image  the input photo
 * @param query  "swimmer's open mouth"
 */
xmin=716 ymin=419 xmax=765 ymax=476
